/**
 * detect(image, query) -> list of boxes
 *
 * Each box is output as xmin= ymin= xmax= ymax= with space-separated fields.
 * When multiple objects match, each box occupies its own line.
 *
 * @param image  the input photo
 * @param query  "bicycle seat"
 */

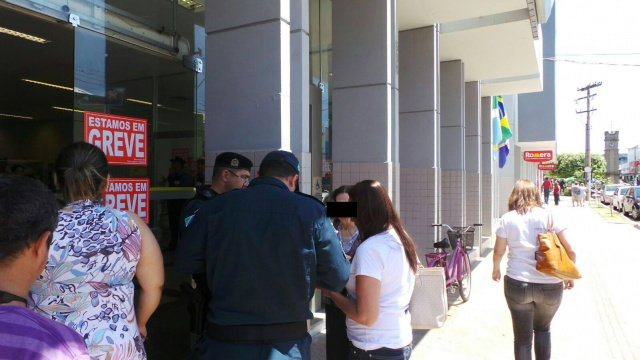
xmin=433 ymin=238 xmax=451 ymax=249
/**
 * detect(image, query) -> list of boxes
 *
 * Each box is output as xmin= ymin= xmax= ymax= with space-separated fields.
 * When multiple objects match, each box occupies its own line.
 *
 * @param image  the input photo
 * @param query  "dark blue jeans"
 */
xmin=348 ymin=343 xmax=412 ymax=360
xmin=543 ymin=189 xmax=551 ymax=204
xmin=504 ymin=276 xmax=563 ymax=360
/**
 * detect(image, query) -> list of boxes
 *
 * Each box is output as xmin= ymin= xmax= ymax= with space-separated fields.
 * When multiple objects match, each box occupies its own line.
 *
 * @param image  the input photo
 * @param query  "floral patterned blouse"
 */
xmin=336 ymin=222 xmax=360 ymax=258
xmin=28 ymin=200 xmax=146 ymax=360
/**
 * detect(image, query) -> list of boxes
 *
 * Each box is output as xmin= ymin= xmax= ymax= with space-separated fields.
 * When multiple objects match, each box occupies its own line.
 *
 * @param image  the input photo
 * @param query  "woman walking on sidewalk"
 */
xmin=553 ymin=181 xmax=561 ymax=206
xmin=492 ymin=180 xmax=576 ymax=360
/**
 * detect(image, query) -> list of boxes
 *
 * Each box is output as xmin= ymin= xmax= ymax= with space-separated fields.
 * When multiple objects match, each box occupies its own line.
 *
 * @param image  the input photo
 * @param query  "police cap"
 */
xmin=214 ymin=152 xmax=253 ymax=171
xmin=262 ymin=150 xmax=300 ymax=174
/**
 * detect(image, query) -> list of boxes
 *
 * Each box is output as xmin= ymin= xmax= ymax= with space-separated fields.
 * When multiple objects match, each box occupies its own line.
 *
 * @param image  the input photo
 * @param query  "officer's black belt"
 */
xmin=206 ymin=321 xmax=308 ymax=344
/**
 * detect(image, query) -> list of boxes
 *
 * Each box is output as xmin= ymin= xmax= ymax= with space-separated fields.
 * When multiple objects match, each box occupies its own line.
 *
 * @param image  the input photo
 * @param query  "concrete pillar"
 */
xmin=204 ymin=1 xmax=298 ymax=181
xmin=290 ymin=0 xmax=311 ymax=194
xmin=481 ymin=96 xmax=494 ymax=238
xmin=440 ymin=60 xmax=465 ymax=228
xmin=332 ymin=0 xmax=400 ymax=207
xmin=398 ymin=26 xmax=440 ymax=257
xmin=465 ymin=81 xmax=482 ymax=248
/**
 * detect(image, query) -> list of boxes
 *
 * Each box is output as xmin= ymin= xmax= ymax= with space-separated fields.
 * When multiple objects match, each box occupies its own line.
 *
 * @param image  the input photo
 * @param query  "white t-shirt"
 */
xmin=345 ymin=228 xmax=415 ymax=351
xmin=579 ymin=186 xmax=587 ymax=196
xmin=495 ymin=207 xmax=565 ymax=284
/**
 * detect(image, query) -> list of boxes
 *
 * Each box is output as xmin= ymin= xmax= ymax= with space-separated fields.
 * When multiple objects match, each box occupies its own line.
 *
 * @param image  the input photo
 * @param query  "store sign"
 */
xmin=104 ymin=178 xmax=150 ymax=224
xmin=523 ymin=150 xmax=553 ymax=163
xmin=85 ymin=112 xmax=148 ymax=166
xmin=538 ymin=163 xmax=556 ymax=171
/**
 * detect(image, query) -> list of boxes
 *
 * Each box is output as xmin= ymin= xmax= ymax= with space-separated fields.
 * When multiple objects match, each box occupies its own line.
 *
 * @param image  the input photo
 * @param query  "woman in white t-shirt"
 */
xmin=323 ymin=180 xmax=417 ymax=360
xmin=493 ymin=180 xmax=576 ymax=360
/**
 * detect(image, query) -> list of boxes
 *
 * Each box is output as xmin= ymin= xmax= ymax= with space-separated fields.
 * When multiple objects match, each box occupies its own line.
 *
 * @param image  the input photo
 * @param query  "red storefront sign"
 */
xmin=523 ymin=150 xmax=553 ymax=163
xmin=85 ymin=112 xmax=148 ymax=166
xmin=538 ymin=163 xmax=556 ymax=171
xmin=104 ymin=178 xmax=150 ymax=224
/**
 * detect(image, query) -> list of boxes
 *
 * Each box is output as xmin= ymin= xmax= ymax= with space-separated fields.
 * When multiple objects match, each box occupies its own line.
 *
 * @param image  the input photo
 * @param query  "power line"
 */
xmin=544 ymin=58 xmax=640 ymax=67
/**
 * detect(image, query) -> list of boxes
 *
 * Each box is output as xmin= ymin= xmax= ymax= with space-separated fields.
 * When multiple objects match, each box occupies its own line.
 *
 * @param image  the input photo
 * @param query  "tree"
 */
xmin=548 ymin=153 xmax=607 ymax=183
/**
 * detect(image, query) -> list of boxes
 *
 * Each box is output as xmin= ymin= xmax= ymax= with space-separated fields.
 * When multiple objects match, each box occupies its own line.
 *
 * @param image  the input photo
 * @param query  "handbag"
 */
xmin=409 ymin=265 xmax=447 ymax=329
xmin=536 ymin=211 xmax=581 ymax=280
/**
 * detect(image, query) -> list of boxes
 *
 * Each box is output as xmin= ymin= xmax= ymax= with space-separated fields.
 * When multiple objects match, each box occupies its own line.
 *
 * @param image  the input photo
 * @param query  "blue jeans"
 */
xmin=194 ymin=334 xmax=311 ymax=360
xmin=504 ymin=276 xmax=563 ymax=360
xmin=543 ymin=189 xmax=550 ymax=204
xmin=348 ymin=343 xmax=412 ymax=360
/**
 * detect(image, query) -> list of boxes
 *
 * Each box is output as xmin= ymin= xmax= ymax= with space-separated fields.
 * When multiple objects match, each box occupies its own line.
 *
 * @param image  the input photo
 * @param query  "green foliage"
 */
xmin=547 ymin=153 xmax=607 ymax=183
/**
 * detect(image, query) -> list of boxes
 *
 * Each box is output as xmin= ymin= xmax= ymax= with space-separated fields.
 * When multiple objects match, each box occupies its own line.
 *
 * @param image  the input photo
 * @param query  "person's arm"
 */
xmin=556 ymin=229 xmax=576 ymax=290
xmin=175 ymin=206 xmax=208 ymax=274
xmin=492 ymin=235 xmax=507 ymax=282
xmin=323 ymin=275 xmax=381 ymax=327
xmin=127 ymin=211 xmax=164 ymax=340
xmin=315 ymin=217 xmax=350 ymax=292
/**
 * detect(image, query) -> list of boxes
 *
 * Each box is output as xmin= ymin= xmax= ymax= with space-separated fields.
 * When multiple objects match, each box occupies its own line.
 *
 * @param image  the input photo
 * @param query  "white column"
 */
xmin=332 ymin=0 xmax=399 ymax=206
xmin=440 ymin=60 xmax=465 ymax=228
xmin=465 ymin=81 xmax=482 ymax=248
xmin=399 ymin=26 xmax=440 ymax=257
xmin=290 ymin=0 xmax=311 ymax=194
xmin=481 ymin=96 xmax=495 ymax=238
xmin=205 ymin=0 xmax=293 ymax=176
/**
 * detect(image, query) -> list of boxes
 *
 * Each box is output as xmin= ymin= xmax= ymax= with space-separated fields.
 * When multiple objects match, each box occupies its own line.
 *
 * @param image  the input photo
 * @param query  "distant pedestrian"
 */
xmin=579 ymin=182 xmax=587 ymax=207
xmin=0 ymin=174 xmax=90 ymax=360
xmin=553 ymin=181 xmax=561 ymax=206
xmin=542 ymin=177 xmax=552 ymax=205
xmin=493 ymin=179 xmax=576 ymax=360
xmin=571 ymin=182 xmax=580 ymax=207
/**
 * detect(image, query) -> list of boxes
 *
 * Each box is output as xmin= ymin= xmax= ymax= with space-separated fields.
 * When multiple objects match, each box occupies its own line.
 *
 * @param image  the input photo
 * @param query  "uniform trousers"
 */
xmin=194 ymin=333 xmax=311 ymax=360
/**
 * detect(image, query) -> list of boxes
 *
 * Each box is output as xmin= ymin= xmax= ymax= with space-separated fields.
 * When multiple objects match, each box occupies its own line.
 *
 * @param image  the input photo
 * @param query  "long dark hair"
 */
xmin=349 ymin=180 xmax=418 ymax=273
xmin=55 ymin=142 xmax=109 ymax=203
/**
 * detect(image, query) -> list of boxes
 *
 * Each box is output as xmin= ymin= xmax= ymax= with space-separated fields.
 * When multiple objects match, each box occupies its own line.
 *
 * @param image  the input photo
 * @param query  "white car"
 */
xmin=612 ymin=186 xmax=632 ymax=211
xmin=602 ymin=184 xmax=626 ymax=205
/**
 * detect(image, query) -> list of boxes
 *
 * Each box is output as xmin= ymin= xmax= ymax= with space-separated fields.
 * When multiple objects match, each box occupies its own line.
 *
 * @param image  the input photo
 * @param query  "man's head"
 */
xmin=544 ymin=177 xmax=548 ymax=181
xmin=171 ymin=156 xmax=186 ymax=172
xmin=258 ymin=150 xmax=300 ymax=192
xmin=211 ymin=152 xmax=253 ymax=192
xmin=0 ymin=175 xmax=59 ymax=288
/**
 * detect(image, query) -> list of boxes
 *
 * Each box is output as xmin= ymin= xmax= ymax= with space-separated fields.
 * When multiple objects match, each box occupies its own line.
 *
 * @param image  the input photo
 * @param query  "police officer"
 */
xmin=178 ymin=152 xmax=253 ymax=337
xmin=180 ymin=152 xmax=253 ymax=234
xmin=175 ymin=150 xmax=350 ymax=360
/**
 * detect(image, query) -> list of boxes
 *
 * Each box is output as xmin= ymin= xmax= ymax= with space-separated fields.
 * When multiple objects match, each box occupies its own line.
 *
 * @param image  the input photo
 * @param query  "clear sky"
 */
xmin=555 ymin=0 xmax=640 ymax=156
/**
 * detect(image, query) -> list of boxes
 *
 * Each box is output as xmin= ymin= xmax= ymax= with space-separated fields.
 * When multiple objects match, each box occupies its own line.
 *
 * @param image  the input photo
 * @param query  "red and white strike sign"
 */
xmin=538 ymin=163 xmax=556 ymax=171
xmin=104 ymin=178 xmax=150 ymax=224
xmin=85 ymin=112 xmax=148 ymax=166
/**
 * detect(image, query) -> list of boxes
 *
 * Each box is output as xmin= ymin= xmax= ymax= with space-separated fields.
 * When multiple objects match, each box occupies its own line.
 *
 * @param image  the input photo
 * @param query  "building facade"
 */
xmin=0 ymin=0 xmax=557 ymax=357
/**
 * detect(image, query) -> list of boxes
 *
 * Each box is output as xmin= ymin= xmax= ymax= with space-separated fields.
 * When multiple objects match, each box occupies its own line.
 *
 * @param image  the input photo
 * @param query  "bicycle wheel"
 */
xmin=459 ymin=251 xmax=471 ymax=302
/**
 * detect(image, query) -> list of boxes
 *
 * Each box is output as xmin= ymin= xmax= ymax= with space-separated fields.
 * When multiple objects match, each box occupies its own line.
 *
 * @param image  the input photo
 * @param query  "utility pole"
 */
xmin=576 ymin=81 xmax=602 ymax=200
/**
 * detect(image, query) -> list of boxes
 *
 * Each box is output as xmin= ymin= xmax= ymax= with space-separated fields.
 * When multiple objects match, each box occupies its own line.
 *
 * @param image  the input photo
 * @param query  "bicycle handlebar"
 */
xmin=431 ymin=223 xmax=483 ymax=234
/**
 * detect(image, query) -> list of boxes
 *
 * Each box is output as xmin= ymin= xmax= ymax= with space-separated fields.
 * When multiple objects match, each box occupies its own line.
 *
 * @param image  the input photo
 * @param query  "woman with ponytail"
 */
xmin=28 ymin=142 xmax=164 ymax=360
xmin=323 ymin=180 xmax=416 ymax=360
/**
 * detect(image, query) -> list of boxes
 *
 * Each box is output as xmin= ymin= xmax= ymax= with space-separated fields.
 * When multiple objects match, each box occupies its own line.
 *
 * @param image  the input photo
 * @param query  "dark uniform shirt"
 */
xmin=175 ymin=176 xmax=350 ymax=326
xmin=180 ymin=185 xmax=219 ymax=235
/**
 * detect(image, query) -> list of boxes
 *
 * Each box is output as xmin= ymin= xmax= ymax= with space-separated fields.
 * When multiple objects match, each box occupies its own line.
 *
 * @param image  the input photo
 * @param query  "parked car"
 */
xmin=602 ymin=184 xmax=626 ymax=204
xmin=612 ymin=186 xmax=632 ymax=211
xmin=622 ymin=186 xmax=640 ymax=220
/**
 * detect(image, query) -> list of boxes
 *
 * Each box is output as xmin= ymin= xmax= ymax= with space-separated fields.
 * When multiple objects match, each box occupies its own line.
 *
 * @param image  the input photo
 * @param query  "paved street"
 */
xmin=311 ymin=196 xmax=640 ymax=359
